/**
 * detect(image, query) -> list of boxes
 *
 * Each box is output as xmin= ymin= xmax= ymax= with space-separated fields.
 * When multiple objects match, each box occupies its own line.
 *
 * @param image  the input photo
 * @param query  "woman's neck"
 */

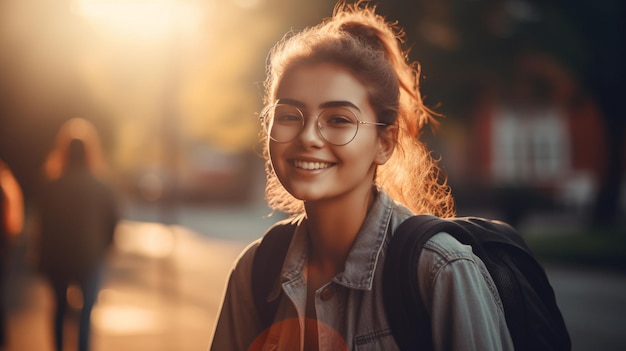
xmin=304 ymin=186 xmax=377 ymax=272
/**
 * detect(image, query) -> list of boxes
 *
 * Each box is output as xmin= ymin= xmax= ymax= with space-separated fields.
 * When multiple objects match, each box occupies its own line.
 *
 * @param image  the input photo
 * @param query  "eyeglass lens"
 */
xmin=265 ymin=104 xmax=361 ymax=145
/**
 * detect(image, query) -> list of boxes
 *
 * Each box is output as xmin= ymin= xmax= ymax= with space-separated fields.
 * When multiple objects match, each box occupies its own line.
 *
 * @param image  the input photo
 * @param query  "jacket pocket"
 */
xmin=354 ymin=328 xmax=398 ymax=351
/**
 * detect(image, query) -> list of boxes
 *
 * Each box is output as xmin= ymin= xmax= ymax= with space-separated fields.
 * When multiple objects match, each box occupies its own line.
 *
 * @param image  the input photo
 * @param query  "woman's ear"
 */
xmin=374 ymin=125 xmax=397 ymax=165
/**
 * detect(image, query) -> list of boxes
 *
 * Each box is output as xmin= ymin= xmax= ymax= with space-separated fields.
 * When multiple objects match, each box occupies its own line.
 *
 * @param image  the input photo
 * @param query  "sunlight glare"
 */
xmin=114 ymin=221 xmax=175 ymax=258
xmin=92 ymin=304 xmax=163 ymax=334
xmin=232 ymin=0 xmax=264 ymax=10
xmin=74 ymin=0 xmax=204 ymax=39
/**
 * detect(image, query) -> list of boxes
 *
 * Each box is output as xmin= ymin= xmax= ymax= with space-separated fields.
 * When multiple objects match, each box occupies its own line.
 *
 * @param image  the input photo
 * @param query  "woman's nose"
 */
xmin=297 ymin=116 xmax=325 ymax=147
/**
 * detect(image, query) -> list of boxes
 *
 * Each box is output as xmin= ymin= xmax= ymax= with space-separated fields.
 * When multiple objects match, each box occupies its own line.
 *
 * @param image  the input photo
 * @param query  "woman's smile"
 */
xmin=291 ymin=159 xmax=336 ymax=171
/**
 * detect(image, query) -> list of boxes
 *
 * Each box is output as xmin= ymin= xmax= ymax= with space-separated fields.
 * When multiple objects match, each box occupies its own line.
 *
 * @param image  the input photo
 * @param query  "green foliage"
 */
xmin=525 ymin=228 xmax=626 ymax=272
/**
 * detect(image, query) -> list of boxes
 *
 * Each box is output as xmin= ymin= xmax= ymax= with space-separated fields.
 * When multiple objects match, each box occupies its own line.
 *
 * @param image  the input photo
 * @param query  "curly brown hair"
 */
xmin=261 ymin=1 xmax=455 ymax=218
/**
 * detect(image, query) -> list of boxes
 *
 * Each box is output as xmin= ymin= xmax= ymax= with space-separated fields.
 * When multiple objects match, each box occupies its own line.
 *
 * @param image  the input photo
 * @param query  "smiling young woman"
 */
xmin=209 ymin=2 xmax=513 ymax=350
xmin=269 ymin=63 xmax=392 ymax=212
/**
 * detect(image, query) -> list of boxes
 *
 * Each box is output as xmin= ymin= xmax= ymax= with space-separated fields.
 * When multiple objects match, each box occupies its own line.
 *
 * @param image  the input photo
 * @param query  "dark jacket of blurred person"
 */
xmin=37 ymin=138 xmax=118 ymax=280
xmin=35 ymin=118 xmax=119 ymax=351
xmin=0 ymin=159 xmax=24 ymax=348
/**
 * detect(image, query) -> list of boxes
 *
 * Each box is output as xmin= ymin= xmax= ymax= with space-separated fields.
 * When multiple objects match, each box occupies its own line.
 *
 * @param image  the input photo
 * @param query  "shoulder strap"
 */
xmin=251 ymin=221 xmax=297 ymax=329
xmin=383 ymin=215 xmax=462 ymax=350
xmin=384 ymin=215 xmax=491 ymax=350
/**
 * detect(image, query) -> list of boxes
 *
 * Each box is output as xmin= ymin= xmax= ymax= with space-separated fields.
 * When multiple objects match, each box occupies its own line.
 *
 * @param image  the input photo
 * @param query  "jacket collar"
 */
xmin=272 ymin=189 xmax=395 ymax=295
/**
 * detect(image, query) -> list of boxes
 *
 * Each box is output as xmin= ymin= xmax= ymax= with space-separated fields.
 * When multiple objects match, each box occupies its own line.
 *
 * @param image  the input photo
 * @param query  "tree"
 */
xmin=553 ymin=0 xmax=626 ymax=228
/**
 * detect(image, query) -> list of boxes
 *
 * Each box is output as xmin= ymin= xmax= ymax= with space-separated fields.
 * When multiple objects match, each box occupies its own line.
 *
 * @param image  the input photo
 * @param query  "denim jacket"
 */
xmin=210 ymin=190 xmax=513 ymax=351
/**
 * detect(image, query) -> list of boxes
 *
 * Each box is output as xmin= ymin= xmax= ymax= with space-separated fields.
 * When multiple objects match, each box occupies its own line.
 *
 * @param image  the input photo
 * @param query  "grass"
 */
xmin=523 ymin=227 xmax=626 ymax=273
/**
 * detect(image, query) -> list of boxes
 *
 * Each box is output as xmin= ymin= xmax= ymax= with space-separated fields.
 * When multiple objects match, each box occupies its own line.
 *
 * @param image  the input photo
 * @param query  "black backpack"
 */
xmin=251 ymin=215 xmax=571 ymax=350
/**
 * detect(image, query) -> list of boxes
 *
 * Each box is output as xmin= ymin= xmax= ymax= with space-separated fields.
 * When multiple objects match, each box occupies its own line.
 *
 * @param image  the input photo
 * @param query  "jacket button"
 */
xmin=320 ymin=287 xmax=333 ymax=301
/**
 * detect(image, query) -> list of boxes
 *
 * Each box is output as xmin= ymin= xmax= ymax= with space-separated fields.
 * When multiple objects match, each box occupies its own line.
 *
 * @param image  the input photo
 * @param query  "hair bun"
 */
xmin=338 ymin=21 xmax=386 ymax=52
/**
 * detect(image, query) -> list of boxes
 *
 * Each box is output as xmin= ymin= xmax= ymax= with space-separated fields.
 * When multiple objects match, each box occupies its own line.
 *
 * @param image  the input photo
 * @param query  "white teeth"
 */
xmin=293 ymin=160 xmax=332 ymax=170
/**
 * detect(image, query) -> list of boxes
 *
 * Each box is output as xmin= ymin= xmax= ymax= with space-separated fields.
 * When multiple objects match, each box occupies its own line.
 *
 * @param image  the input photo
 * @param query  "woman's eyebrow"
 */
xmin=276 ymin=99 xmax=361 ymax=112
xmin=276 ymin=98 xmax=305 ymax=108
xmin=320 ymin=101 xmax=361 ymax=111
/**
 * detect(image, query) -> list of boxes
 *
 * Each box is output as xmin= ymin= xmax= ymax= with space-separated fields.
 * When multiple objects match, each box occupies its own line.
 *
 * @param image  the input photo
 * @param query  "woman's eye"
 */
xmin=326 ymin=115 xmax=353 ymax=125
xmin=275 ymin=113 xmax=302 ymax=123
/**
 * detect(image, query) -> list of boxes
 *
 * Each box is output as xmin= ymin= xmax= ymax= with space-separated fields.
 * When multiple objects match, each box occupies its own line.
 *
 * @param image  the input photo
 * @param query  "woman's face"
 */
xmin=269 ymin=62 xmax=392 ymax=205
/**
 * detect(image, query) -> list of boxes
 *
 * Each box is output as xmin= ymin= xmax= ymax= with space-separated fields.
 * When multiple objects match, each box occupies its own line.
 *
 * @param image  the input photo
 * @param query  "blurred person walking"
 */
xmin=0 ymin=160 xmax=24 ymax=351
xmin=33 ymin=118 xmax=119 ymax=351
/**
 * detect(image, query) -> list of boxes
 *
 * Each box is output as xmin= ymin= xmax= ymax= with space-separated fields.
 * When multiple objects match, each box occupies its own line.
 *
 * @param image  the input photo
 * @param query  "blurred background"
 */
xmin=0 ymin=0 xmax=624 ymax=350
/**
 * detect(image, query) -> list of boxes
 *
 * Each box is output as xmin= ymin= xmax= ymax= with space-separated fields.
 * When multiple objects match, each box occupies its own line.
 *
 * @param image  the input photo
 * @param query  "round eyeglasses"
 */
xmin=260 ymin=103 xmax=389 ymax=146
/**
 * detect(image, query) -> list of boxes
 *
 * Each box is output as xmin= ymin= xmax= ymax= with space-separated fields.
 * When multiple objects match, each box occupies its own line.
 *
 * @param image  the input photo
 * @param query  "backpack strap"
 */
xmin=383 ymin=215 xmax=456 ymax=350
xmin=251 ymin=221 xmax=297 ymax=329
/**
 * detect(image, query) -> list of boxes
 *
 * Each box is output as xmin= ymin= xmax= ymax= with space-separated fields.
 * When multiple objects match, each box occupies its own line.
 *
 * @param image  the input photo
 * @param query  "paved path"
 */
xmin=546 ymin=264 xmax=626 ymax=351
xmin=4 ymin=221 xmax=247 ymax=351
